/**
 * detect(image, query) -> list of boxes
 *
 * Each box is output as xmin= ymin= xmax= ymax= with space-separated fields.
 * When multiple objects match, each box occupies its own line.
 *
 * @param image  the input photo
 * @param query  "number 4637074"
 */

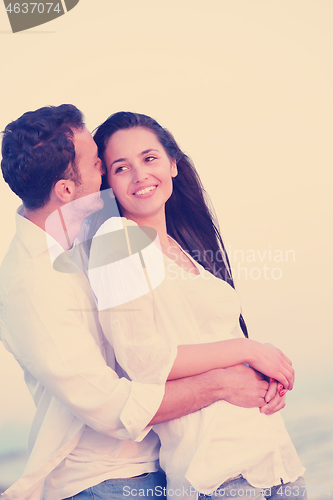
xmin=6 ymin=3 xmax=61 ymax=14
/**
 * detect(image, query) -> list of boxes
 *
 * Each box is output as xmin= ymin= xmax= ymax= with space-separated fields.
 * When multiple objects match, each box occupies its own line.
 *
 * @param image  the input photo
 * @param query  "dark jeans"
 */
xmin=62 ymin=470 xmax=167 ymax=499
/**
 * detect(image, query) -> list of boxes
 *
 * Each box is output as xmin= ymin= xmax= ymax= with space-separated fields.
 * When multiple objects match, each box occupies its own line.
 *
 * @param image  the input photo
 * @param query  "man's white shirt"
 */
xmin=0 ymin=208 xmax=164 ymax=500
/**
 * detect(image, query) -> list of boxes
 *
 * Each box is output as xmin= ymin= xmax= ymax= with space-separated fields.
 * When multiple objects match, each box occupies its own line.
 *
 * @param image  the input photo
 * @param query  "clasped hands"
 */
xmin=221 ymin=358 xmax=291 ymax=416
xmin=251 ymin=341 xmax=293 ymax=415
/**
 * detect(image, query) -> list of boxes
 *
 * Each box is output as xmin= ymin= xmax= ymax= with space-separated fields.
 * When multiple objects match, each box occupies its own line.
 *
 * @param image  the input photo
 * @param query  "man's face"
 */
xmin=45 ymin=127 xmax=104 ymax=252
xmin=72 ymin=127 xmax=103 ymax=214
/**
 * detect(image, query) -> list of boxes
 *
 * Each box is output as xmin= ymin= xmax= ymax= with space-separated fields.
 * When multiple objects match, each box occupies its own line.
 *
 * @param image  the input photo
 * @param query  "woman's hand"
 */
xmin=260 ymin=379 xmax=287 ymax=415
xmin=248 ymin=341 xmax=294 ymax=390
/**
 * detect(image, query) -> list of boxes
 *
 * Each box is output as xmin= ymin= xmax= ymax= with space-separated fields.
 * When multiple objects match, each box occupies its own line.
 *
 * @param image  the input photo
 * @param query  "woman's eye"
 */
xmin=145 ymin=156 xmax=156 ymax=162
xmin=115 ymin=165 xmax=127 ymax=174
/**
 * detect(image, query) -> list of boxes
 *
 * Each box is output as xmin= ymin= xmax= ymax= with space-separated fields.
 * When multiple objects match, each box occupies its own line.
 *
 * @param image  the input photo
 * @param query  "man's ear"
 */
xmin=171 ymin=159 xmax=178 ymax=178
xmin=52 ymin=179 xmax=76 ymax=204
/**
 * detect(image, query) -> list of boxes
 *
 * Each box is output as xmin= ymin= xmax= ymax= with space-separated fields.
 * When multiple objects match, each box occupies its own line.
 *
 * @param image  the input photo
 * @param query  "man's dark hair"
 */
xmin=1 ymin=104 xmax=85 ymax=210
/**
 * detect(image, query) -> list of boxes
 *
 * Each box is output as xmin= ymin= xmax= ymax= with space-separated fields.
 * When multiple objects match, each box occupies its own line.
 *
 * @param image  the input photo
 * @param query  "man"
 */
xmin=0 ymin=105 xmax=280 ymax=500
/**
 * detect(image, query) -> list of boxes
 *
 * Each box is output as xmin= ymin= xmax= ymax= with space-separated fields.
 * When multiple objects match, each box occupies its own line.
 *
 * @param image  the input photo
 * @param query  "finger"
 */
xmin=286 ymin=365 xmax=295 ymax=390
xmin=265 ymin=395 xmax=286 ymax=415
xmin=258 ymin=386 xmax=270 ymax=402
xmin=258 ymin=397 xmax=268 ymax=408
xmin=282 ymin=364 xmax=295 ymax=390
xmin=265 ymin=381 xmax=278 ymax=403
xmin=259 ymin=380 xmax=269 ymax=394
xmin=277 ymin=383 xmax=284 ymax=394
xmin=282 ymin=352 xmax=293 ymax=365
xmin=276 ymin=372 xmax=289 ymax=390
xmin=261 ymin=393 xmax=286 ymax=415
xmin=278 ymin=363 xmax=295 ymax=390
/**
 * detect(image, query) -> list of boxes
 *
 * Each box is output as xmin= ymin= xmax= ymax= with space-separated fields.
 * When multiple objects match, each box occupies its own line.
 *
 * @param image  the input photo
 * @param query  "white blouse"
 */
xmin=89 ymin=218 xmax=305 ymax=498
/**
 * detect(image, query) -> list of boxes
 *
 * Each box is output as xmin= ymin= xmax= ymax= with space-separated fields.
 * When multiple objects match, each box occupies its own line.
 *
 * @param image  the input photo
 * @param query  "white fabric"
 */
xmin=91 ymin=218 xmax=305 ymax=499
xmin=88 ymin=217 xmax=165 ymax=310
xmin=0 ymin=209 xmax=165 ymax=500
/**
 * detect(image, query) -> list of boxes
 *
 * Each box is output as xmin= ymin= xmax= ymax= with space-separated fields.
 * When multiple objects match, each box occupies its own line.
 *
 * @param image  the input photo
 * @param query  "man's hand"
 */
xmin=222 ymin=367 xmax=287 ymax=415
xmin=221 ymin=364 xmax=269 ymax=408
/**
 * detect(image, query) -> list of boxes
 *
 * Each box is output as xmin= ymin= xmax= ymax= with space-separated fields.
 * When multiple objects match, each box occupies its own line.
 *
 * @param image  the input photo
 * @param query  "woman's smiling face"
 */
xmin=104 ymin=127 xmax=177 ymax=222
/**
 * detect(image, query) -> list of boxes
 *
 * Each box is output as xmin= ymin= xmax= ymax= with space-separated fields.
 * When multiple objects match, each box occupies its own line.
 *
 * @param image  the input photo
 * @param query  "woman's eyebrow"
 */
xmin=111 ymin=157 xmax=127 ymax=167
xmin=140 ymin=149 xmax=160 ymax=155
xmin=111 ymin=149 xmax=160 ymax=167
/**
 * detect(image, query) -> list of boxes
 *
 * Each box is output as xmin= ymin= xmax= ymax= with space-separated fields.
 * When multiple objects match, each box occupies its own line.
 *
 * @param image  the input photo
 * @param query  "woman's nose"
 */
xmin=132 ymin=165 xmax=149 ymax=183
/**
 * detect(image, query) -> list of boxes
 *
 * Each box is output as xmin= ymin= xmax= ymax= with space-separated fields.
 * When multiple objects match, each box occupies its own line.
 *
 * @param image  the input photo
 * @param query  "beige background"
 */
xmin=0 ymin=0 xmax=332 ymax=486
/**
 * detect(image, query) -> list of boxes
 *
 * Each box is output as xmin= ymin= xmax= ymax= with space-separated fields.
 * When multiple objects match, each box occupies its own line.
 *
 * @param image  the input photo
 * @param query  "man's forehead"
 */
xmin=72 ymin=125 xmax=88 ymax=141
xmin=73 ymin=127 xmax=97 ymax=155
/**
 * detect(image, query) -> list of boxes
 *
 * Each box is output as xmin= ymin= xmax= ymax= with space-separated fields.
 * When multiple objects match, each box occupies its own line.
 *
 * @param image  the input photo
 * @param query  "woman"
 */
xmin=90 ymin=112 xmax=306 ymax=499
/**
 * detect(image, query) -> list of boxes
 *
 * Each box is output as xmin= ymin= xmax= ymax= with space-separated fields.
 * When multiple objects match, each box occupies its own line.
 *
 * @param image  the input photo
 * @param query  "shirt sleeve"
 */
xmin=1 ymin=265 xmax=164 ymax=442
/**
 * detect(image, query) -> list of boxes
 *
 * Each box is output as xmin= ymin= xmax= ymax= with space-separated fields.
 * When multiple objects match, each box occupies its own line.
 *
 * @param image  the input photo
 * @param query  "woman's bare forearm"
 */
xmin=168 ymin=338 xmax=294 ymax=389
xmin=168 ymin=339 xmax=249 ymax=380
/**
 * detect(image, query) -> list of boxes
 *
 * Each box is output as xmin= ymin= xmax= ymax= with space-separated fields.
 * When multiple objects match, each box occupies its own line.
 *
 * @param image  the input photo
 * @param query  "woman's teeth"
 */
xmin=134 ymin=186 xmax=156 ymax=196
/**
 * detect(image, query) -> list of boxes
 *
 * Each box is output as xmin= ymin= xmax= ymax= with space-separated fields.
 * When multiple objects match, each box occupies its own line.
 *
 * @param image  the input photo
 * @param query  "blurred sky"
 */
xmin=0 ymin=0 xmax=332 ymax=430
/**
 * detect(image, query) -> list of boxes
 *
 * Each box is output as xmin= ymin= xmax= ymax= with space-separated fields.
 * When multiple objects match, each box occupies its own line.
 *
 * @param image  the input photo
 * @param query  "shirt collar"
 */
xmin=16 ymin=206 xmax=63 ymax=260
